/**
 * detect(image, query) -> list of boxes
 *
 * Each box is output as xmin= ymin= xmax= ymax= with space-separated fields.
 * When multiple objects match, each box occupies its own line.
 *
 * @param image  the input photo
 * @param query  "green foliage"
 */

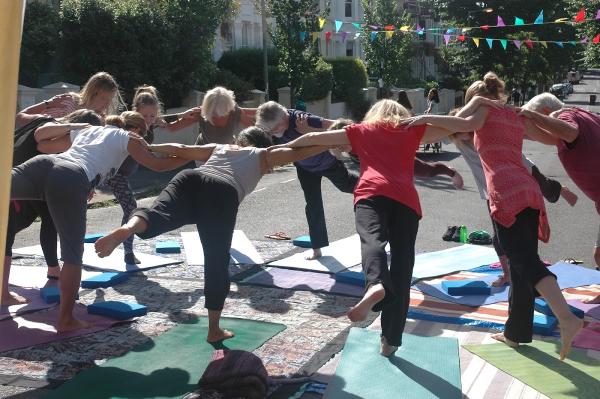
xmin=213 ymin=69 xmax=253 ymax=102
xmin=360 ymin=0 xmax=413 ymax=88
xmin=19 ymin=2 xmax=60 ymax=87
xmin=267 ymin=0 xmax=329 ymax=104
xmin=298 ymin=58 xmax=333 ymax=102
xmin=565 ymin=0 xmax=600 ymax=67
xmin=217 ymin=47 xmax=279 ymax=90
xmin=59 ymin=0 xmax=231 ymax=107
xmin=326 ymin=57 xmax=369 ymax=118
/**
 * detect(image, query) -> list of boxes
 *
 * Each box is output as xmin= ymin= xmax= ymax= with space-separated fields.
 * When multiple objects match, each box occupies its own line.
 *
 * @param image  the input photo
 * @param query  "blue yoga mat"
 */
xmin=411 ymin=244 xmax=499 ymax=282
xmin=324 ymin=328 xmax=462 ymax=399
xmin=416 ymin=263 xmax=600 ymax=307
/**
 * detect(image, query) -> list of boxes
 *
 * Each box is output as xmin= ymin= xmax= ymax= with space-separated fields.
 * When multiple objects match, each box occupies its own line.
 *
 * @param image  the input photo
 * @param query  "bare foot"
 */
xmin=95 ymin=227 xmax=130 ymax=258
xmin=207 ymin=328 xmax=235 ymax=343
xmin=582 ymin=295 xmax=600 ymax=304
xmin=491 ymin=333 xmax=519 ymax=348
xmin=451 ymin=170 xmax=464 ymax=189
xmin=305 ymin=248 xmax=322 ymax=260
xmin=380 ymin=336 xmax=398 ymax=357
xmin=1 ymin=292 xmax=29 ymax=306
xmin=491 ymin=274 xmax=510 ymax=287
xmin=47 ymin=266 xmax=60 ymax=280
xmin=560 ymin=187 xmax=578 ymax=207
xmin=559 ymin=316 xmax=584 ymax=360
xmin=57 ymin=317 xmax=93 ymax=333
xmin=347 ymin=283 xmax=386 ymax=322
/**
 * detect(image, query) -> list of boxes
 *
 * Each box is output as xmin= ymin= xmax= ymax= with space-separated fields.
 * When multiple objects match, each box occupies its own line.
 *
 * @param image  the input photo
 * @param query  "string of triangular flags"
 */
xmin=303 ymin=8 xmax=600 ymax=49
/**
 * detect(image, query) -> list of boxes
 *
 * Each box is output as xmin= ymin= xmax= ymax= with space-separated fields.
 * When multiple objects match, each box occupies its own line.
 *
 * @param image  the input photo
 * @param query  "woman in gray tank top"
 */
xmin=95 ymin=127 xmax=332 ymax=343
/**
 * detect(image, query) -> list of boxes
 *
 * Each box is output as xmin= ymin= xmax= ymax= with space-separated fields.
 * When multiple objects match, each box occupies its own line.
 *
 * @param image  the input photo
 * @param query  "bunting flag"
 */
xmin=370 ymin=31 xmax=377 ymax=42
xmin=384 ymin=25 xmax=394 ymax=31
xmin=534 ymin=10 xmax=544 ymax=24
xmin=417 ymin=27 xmax=425 ymax=36
xmin=443 ymin=34 xmax=451 ymax=45
xmin=486 ymin=38 xmax=494 ymax=48
xmin=325 ymin=31 xmax=332 ymax=42
xmin=447 ymin=28 xmax=457 ymax=34
xmin=515 ymin=17 xmax=524 ymax=26
xmin=555 ymin=17 xmax=569 ymax=23
xmin=352 ymin=22 xmax=361 ymax=30
xmin=354 ymin=31 xmax=361 ymax=39
xmin=594 ymin=34 xmax=600 ymax=44
xmin=473 ymin=38 xmax=480 ymax=47
xmin=311 ymin=32 xmax=319 ymax=42
xmin=569 ymin=41 xmax=577 ymax=46
xmin=581 ymin=37 xmax=589 ymax=43
xmin=457 ymin=35 xmax=465 ymax=41
xmin=497 ymin=16 xmax=505 ymax=27
xmin=341 ymin=31 xmax=348 ymax=42
xmin=513 ymin=40 xmax=522 ymax=49
xmin=500 ymin=39 xmax=507 ymax=50
xmin=416 ymin=23 xmax=422 ymax=31
xmin=480 ymin=25 xmax=489 ymax=30
xmin=335 ymin=20 xmax=343 ymax=33
xmin=386 ymin=30 xmax=394 ymax=39
xmin=525 ymin=39 xmax=534 ymax=49
xmin=540 ymin=41 xmax=548 ymax=48
xmin=318 ymin=17 xmax=326 ymax=29
xmin=299 ymin=31 xmax=306 ymax=42
xmin=555 ymin=41 xmax=564 ymax=48
xmin=597 ymin=9 xmax=600 ymax=20
xmin=574 ymin=9 xmax=586 ymax=22
xmin=400 ymin=25 xmax=410 ymax=32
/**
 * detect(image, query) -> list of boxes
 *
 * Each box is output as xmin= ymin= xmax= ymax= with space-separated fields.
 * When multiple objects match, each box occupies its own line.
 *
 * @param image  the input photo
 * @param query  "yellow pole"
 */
xmin=0 ymin=1 xmax=25 ymax=300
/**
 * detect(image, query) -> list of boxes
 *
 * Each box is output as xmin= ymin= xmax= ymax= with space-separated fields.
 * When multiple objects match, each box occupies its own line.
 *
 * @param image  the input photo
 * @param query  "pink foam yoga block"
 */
xmin=441 ymin=279 xmax=491 ymax=295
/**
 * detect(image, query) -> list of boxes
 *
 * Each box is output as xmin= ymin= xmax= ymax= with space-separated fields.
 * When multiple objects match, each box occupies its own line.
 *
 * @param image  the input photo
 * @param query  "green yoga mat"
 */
xmin=465 ymin=340 xmax=600 ymax=399
xmin=45 ymin=317 xmax=285 ymax=399
xmin=324 ymin=328 xmax=462 ymax=399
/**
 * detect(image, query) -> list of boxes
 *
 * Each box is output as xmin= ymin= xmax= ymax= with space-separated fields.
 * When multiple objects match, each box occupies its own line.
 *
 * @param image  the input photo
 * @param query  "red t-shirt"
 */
xmin=344 ymin=123 xmax=426 ymax=216
xmin=557 ymin=108 xmax=600 ymax=214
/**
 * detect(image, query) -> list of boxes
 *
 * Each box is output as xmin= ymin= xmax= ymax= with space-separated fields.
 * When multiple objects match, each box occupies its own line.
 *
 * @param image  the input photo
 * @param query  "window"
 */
xmin=345 ymin=0 xmax=353 ymax=18
xmin=241 ymin=21 xmax=250 ymax=47
xmin=346 ymin=40 xmax=354 ymax=57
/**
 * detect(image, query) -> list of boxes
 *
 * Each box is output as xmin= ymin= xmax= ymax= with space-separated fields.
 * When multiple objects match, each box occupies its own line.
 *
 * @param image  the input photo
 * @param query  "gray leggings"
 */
xmin=11 ymin=155 xmax=89 ymax=265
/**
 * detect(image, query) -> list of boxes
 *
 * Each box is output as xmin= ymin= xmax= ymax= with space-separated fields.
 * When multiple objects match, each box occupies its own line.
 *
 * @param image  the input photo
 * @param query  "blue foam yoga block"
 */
xmin=40 ymin=286 xmax=60 ymax=304
xmin=534 ymin=298 xmax=585 ymax=319
xmin=292 ymin=235 xmax=312 ymax=248
xmin=441 ymin=279 xmax=491 ymax=296
xmin=155 ymin=240 xmax=181 ymax=254
xmin=335 ymin=270 xmax=366 ymax=287
xmin=84 ymin=233 xmax=105 ymax=243
xmin=81 ymin=272 xmax=129 ymax=289
xmin=533 ymin=313 xmax=558 ymax=336
xmin=87 ymin=301 xmax=147 ymax=320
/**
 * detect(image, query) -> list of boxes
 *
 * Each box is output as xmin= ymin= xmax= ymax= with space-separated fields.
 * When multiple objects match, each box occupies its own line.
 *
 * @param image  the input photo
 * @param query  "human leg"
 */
xmin=295 ymin=166 xmax=328 ymax=259
xmin=106 ymin=174 xmax=139 ymax=263
xmin=413 ymin=158 xmax=463 ymax=189
xmin=487 ymin=200 xmax=510 ymax=287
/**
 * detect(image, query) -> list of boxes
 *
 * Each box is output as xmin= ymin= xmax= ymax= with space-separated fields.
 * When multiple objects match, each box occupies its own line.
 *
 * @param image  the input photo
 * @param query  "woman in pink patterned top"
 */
xmin=401 ymin=72 xmax=583 ymax=360
xmin=16 ymin=72 xmax=123 ymax=127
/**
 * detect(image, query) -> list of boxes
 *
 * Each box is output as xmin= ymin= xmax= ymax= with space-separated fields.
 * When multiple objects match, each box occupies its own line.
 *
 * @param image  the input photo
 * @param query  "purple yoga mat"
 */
xmin=573 ymin=322 xmax=600 ymax=351
xmin=0 ymin=304 xmax=125 ymax=353
xmin=567 ymin=299 xmax=600 ymax=320
xmin=240 ymin=267 xmax=364 ymax=297
xmin=0 ymin=286 xmax=57 ymax=321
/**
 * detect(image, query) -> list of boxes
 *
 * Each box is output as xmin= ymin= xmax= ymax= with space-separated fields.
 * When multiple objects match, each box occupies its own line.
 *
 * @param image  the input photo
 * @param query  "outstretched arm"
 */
xmin=518 ymin=109 xmax=579 ymax=143
xmin=523 ymin=118 xmax=560 ymax=145
xmin=264 ymin=145 xmax=331 ymax=171
xmin=37 ymin=136 xmax=73 ymax=154
xmin=457 ymin=96 xmax=504 ymax=118
xmin=284 ymin=129 xmax=350 ymax=147
xmin=147 ymin=143 xmax=217 ymax=162
xmin=406 ymin=107 xmax=488 ymax=138
xmin=128 ymin=141 xmax=191 ymax=172
xmin=34 ymin=122 xmax=89 ymax=142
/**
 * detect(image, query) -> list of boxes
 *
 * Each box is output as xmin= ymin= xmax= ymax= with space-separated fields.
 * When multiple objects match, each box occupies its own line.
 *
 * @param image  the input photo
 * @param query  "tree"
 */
xmin=431 ymin=1 xmax=577 ymax=92
xmin=267 ymin=0 xmax=330 ymax=105
xmin=359 ymin=0 xmax=413 ymax=88
xmin=60 ymin=0 xmax=233 ymax=107
xmin=565 ymin=0 xmax=600 ymax=68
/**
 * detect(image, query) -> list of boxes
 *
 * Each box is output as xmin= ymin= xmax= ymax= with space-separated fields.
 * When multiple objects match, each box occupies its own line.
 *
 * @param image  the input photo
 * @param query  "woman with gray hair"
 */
xmin=166 ymin=86 xmax=257 ymax=145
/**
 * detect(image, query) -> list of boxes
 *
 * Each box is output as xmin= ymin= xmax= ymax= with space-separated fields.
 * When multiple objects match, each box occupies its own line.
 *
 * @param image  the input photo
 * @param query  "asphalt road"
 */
xmin=13 ymin=73 xmax=600 ymax=267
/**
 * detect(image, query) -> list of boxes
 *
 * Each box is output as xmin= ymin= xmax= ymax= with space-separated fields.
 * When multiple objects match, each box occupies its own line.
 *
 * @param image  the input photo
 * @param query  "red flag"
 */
xmin=525 ymin=39 xmax=534 ymax=49
xmin=593 ymin=34 xmax=600 ymax=43
xmin=575 ymin=9 xmax=586 ymax=22
xmin=458 ymin=35 xmax=466 ymax=41
xmin=480 ymin=25 xmax=489 ymax=30
xmin=325 ymin=31 xmax=332 ymax=42
xmin=384 ymin=25 xmax=394 ymax=31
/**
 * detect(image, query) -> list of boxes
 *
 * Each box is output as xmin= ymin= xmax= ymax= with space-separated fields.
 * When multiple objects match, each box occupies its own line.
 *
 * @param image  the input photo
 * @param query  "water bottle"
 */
xmin=459 ymin=225 xmax=468 ymax=243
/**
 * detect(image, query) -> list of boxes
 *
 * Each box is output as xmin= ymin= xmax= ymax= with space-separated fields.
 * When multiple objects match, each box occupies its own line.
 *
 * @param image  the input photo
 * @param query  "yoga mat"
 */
xmin=0 ymin=286 xmax=57 ymax=321
xmin=268 ymin=235 xmax=365 ymax=273
xmin=567 ymin=299 xmax=600 ymax=320
xmin=239 ymin=266 xmax=364 ymax=297
xmin=464 ymin=341 xmax=600 ymax=399
xmin=572 ymin=322 xmax=600 ymax=351
xmin=181 ymin=230 xmax=264 ymax=266
xmin=411 ymin=244 xmax=499 ymax=281
xmin=324 ymin=328 xmax=462 ymax=399
xmin=45 ymin=317 xmax=285 ymax=399
xmin=8 ymin=266 xmax=101 ymax=289
xmin=14 ymin=244 xmax=181 ymax=272
xmin=416 ymin=263 xmax=600 ymax=307
xmin=0 ymin=304 xmax=123 ymax=353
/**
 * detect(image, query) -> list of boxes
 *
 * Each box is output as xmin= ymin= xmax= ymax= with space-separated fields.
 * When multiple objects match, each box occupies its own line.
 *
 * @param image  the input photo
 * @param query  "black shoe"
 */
xmin=442 ymin=226 xmax=457 ymax=241
xmin=124 ymin=253 xmax=141 ymax=264
xmin=451 ymin=227 xmax=462 ymax=242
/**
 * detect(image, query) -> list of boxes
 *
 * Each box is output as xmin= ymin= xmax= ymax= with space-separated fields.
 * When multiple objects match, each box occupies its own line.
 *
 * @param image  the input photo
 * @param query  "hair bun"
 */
xmin=483 ymin=72 xmax=503 ymax=93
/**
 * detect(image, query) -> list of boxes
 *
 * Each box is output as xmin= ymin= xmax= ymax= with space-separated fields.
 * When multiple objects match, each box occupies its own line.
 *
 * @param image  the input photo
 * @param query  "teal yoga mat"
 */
xmin=45 ymin=317 xmax=285 ymax=399
xmin=324 ymin=328 xmax=462 ymax=399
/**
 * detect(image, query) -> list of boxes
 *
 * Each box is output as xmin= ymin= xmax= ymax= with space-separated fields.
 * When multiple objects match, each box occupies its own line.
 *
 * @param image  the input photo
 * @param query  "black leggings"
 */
xmin=494 ymin=208 xmax=556 ymax=343
xmin=133 ymin=169 xmax=239 ymax=311
xmin=5 ymin=200 xmax=58 ymax=266
xmin=355 ymin=196 xmax=419 ymax=347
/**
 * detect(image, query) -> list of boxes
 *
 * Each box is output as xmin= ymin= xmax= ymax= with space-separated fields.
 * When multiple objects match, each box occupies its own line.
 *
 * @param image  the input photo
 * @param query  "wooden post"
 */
xmin=0 ymin=1 xmax=25 ymax=300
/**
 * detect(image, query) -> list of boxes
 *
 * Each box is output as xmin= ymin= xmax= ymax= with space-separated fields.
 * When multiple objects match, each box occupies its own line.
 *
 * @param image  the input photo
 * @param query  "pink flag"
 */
xmin=443 ymin=34 xmax=451 ymax=45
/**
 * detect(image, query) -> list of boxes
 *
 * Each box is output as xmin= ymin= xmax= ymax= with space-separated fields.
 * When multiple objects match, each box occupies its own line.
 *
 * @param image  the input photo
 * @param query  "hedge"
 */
xmin=326 ymin=57 xmax=369 ymax=119
xmin=298 ymin=58 xmax=333 ymax=102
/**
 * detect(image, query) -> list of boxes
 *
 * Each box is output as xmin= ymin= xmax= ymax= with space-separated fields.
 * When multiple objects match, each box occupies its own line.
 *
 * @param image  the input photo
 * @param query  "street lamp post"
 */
xmin=261 ymin=0 xmax=269 ymax=101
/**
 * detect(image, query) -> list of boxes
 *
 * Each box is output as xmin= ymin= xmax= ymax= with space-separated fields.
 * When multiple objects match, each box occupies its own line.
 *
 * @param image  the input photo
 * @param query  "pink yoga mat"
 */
xmin=0 ymin=286 xmax=57 ymax=321
xmin=567 ymin=299 xmax=600 ymax=320
xmin=0 ymin=304 xmax=126 ymax=353
xmin=573 ymin=322 xmax=600 ymax=351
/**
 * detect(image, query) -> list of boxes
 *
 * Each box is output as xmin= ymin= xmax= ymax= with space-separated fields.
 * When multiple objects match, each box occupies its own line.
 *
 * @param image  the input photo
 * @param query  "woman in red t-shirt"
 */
xmin=282 ymin=99 xmax=455 ymax=356
xmin=399 ymin=73 xmax=583 ymax=360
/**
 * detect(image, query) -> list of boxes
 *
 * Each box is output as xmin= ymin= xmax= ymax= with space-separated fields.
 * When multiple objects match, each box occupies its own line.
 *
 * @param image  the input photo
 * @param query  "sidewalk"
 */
xmin=562 ymin=68 xmax=600 ymax=113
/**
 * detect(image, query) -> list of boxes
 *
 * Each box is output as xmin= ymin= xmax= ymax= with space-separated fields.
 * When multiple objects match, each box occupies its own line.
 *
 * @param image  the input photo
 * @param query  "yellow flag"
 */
xmin=386 ymin=30 xmax=394 ymax=39
xmin=319 ymin=17 xmax=326 ymax=29
xmin=473 ymin=38 xmax=480 ymax=47
xmin=0 ymin=0 xmax=25 ymax=300
xmin=312 ymin=32 xmax=319 ymax=42
xmin=555 ymin=17 xmax=568 ymax=23
xmin=400 ymin=25 xmax=410 ymax=32
xmin=540 ymin=41 xmax=548 ymax=48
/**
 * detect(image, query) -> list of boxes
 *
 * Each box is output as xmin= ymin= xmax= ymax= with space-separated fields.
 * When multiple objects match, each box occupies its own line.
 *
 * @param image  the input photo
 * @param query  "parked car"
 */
xmin=563 ymin=82 xmax=574 ymax=94
xmin=550 ymin=83 xmax=568 ymax=99
xmin=568 ymin=70 xmax=583 ymax=84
